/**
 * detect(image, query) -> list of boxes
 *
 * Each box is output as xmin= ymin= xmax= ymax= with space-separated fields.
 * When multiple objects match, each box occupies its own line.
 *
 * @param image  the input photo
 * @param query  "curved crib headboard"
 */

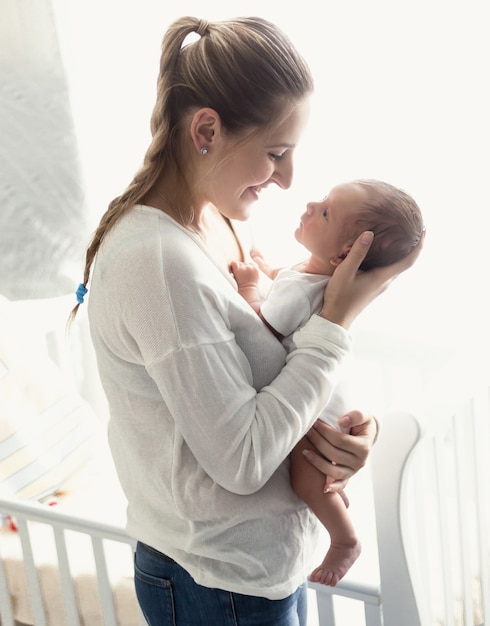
xmin=372 ymin=409 xmax=422 ymax=625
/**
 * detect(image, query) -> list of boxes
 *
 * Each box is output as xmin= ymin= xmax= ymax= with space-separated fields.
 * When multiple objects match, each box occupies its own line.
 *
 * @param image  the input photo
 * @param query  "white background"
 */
xmin=52 ymin=0 xmax=489 ymax=355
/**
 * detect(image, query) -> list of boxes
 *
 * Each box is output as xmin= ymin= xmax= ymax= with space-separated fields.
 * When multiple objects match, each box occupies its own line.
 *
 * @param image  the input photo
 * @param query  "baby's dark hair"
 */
xmin=349 ymin=180 xmax=424 ymax=271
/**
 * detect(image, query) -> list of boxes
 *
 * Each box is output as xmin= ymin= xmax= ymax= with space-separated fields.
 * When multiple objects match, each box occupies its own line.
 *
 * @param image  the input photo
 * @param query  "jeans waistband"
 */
xmin=137 ymin=541 xmax=176 ymax=563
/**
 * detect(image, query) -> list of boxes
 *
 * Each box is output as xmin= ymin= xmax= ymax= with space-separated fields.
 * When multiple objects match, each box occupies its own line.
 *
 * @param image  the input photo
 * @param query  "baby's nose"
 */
xmin=305 ymin=202 xmax=317 ymax=215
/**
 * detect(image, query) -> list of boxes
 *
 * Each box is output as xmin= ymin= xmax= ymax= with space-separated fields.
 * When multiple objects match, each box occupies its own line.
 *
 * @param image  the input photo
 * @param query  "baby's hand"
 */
xmin=250 ymin=249 xmax=280 ymax=280
xmin=230 ymin=261 xmax=260 ymax=288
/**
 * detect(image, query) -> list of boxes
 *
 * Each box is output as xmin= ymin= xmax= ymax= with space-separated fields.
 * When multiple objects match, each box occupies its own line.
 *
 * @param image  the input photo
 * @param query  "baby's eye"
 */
xmin=322 ymin=208 xmax=329 ymax=220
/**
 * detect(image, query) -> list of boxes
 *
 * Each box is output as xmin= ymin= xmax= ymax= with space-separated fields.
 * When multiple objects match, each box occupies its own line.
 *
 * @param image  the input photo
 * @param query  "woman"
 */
xmin=72 ymin=16 xmax=422 ymax=625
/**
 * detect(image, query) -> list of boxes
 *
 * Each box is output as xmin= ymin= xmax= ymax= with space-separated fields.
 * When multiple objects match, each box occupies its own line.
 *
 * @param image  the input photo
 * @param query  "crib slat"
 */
xmin=474 ymin=390 xmax=490 ymax=623
xmin=92 ymin=535 xmax=118 ymax=626
xmin=412 ymin=441 xmax=435 ymax=624
xmin=314 ymin=588 xmax=336 ymax=624
xmin=53 ymin=527 xmax=81 ymax=626
xmin=434 ymin=434 xmax=456 ymax=626
xmin=0 ymin=535 xmax=16 ymax=626
xmin=17 ymin=518 xmax=48 ymax=626
xmin=472 ymin=388 xmax=490 ymax=624
xmin=453 ymin=407 xmax=476 ymax=625
xmin=364 ymin=603 xmax=382 ymax=626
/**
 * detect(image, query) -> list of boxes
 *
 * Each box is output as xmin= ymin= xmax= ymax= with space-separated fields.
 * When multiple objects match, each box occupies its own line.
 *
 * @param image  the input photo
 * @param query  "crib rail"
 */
xmin=0 ymin=496 xmax=385 ymax=626
xmin=309 ymin=579 xmax=382 ymax=626
xmin=0 ymin=497 xmax=145 ymax=626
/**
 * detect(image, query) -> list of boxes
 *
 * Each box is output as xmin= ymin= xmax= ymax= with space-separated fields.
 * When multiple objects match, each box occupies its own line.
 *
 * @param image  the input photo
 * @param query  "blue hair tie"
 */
xmin=76 ymin=283 xmax=88 ymax=304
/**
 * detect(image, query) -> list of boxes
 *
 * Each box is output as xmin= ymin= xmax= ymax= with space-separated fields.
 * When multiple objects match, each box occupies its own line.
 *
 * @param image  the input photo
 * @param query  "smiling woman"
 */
xmin=61 ymin=11 xmax=425 ymax=626
xmin=1 ymin=2 xmax=487 ymax=625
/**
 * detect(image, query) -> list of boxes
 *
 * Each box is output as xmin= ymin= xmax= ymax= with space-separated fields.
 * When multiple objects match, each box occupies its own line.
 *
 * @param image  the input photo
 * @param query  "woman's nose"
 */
xmin=269 ymin=154 xmax=294 ymax=190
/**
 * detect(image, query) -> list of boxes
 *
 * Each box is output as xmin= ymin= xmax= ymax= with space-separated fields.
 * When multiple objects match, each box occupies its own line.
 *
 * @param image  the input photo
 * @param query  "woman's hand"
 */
xmin=302 ymin=411 xmax=377 ymax=492
xmin=321 ymin=229 xmax=425 ymax=329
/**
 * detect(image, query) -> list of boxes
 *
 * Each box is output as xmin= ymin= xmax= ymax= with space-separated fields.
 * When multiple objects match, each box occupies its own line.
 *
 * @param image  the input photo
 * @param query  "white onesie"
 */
xmin=260 ymin=267 xmax=351 ymax=431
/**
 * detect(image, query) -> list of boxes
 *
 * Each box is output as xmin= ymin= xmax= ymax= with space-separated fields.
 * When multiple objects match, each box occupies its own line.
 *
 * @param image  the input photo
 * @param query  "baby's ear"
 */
xmin=330 ymin=245 xmax=352 ymax=267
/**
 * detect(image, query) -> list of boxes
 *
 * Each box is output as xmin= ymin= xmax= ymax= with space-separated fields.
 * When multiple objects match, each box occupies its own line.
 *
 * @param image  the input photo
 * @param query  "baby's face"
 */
xmin=294 ymin=183 xmax=367 ymax=271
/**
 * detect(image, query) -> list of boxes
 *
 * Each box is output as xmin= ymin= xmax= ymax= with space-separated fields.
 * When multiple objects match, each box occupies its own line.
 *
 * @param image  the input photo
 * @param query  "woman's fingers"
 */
xmin=301 ymin=444 xmax=350 ymax=492
xmin=332 ymin=231 xmax=374 ymax=282
xmin=364 ymin=227 xmax=425 ymax=288
xmin=301 ymin=413 xmax=376 ymax=493
xmin=338 ymin=410 xmax=378 ymax=442
xmin=321 ymin=229 xmax=425 ymax=329
xmin=308 ymin=421 xmax=369 ymax=470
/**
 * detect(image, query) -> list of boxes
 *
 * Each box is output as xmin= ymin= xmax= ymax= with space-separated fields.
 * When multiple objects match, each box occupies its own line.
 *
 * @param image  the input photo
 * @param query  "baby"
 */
xmin=231 ymin=178 xmax=424 ymax=586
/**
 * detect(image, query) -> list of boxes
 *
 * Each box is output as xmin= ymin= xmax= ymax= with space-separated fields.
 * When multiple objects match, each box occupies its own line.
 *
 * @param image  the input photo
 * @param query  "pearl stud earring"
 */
xmin=200 ymin=146 xmax=208 ymax=156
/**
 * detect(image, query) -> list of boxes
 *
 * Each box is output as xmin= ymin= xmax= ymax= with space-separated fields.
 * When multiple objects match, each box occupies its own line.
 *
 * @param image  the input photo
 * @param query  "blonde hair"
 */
xmin=70 ymin=16 xmax=313 ymax=320
xmin=348 ymin=179 xmax=424 ymax=271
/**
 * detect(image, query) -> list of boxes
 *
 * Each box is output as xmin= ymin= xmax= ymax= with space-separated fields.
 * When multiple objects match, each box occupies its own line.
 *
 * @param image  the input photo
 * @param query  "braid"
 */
xmin=69 ymin=20 xmax=195 ymax=323
xmin=67 ymin=209 xmax=118 ymax=325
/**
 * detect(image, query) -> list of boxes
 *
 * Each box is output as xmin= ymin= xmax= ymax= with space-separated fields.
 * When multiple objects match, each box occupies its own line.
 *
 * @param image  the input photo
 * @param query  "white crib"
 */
xmin=1 ymin=295 xmax=489 ymax=625
xmin=0 ymin=498 xmax=144 ymax=626
xmin=303 ymin=351 xmax=490 ymax=626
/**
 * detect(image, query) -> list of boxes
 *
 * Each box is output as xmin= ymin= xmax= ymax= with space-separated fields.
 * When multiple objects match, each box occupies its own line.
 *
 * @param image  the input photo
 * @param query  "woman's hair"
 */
xmin=70 ymin=16 xmax=313 ymax=320
xmin=348 ymin=179 xmax=424 ymax=271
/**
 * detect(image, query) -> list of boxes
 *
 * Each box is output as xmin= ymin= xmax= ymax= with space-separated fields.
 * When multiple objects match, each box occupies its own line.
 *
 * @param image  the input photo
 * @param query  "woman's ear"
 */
xmin=190 ymin=108 xmax=221 ymax=155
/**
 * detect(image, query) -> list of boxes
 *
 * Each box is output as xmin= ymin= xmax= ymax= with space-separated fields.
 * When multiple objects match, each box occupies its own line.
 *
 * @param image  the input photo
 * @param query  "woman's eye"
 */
xmin=269 ymin=151 xmax=285 ymax=161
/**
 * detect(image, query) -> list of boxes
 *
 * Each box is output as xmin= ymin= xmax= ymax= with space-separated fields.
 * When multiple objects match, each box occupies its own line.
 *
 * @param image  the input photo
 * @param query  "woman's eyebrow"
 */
xmin=265 ymin=142 xmax=295 ymax=149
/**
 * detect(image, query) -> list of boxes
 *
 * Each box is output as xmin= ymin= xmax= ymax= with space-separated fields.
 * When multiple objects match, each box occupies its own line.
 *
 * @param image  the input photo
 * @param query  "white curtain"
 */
xmin=0 ymin=0 xmax=88 ymax=299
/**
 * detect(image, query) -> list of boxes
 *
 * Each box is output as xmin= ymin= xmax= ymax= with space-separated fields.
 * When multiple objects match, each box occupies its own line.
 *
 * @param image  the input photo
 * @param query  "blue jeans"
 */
xmin=134 ymin=542 xmax=308 ymax=626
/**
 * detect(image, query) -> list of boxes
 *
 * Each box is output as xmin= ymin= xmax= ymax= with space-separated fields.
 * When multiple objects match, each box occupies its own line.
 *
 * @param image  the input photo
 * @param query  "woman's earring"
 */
xmin=200 ymin=146 xmax=208 ymax=156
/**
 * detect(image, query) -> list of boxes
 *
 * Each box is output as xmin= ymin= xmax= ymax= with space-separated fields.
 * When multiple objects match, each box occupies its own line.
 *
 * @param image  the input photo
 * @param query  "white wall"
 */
xmin=51 ymin=0 xmax=490 ymax=362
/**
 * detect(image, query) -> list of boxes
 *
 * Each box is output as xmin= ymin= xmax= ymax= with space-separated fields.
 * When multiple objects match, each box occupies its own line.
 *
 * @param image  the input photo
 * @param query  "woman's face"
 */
xmin=210 ymin=100 xmax=310 ymax=221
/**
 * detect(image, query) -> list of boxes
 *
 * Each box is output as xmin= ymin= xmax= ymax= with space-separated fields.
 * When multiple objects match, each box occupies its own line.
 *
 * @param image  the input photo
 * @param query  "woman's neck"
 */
xmin=146 ymin=187 xmax=245 ymax=271
xmin=199 ymin=205 xmax=245 ymax=271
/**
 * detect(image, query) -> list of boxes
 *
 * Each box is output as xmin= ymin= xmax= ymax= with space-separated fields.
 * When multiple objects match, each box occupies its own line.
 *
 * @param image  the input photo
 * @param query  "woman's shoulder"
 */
xmin=106 ymin=206 xmax=202 ymax=262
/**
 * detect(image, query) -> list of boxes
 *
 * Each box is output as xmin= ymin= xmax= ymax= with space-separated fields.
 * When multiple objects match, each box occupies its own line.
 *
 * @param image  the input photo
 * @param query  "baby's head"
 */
xmin=343 ymin=179 xmax=424 ymax=271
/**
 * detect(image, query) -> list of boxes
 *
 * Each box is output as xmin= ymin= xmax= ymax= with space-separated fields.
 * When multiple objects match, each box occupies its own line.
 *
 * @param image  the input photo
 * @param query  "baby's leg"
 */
xmin=290 ymin=437 xmax=361 ymax=586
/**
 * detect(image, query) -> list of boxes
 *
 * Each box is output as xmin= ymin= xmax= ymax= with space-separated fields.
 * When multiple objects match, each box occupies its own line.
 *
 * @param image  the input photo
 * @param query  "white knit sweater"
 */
xmin=88 ymin=205 xmax=351 ymax=599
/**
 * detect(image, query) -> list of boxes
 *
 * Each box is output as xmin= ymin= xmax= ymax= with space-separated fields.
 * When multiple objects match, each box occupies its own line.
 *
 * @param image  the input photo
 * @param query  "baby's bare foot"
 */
xmin=309 ymin=540 xmax=361 ymax=586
